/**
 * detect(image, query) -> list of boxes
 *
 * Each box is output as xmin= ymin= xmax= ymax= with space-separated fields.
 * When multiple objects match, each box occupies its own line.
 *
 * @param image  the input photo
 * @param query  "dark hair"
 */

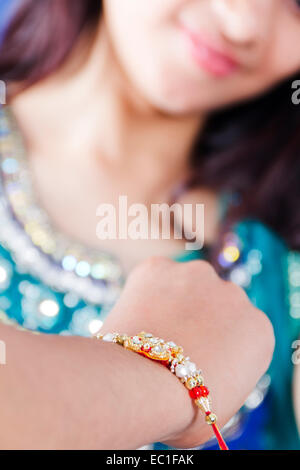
xmin=0 ymin=0 xmax=101 ymax=87
xmin=1 ymin=0 xmax=299 ymax=250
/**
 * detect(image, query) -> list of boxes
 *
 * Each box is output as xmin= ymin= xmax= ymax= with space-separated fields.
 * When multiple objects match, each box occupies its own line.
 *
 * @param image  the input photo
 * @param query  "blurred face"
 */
xmin=103 ymin=0 xmax=300 ymax=114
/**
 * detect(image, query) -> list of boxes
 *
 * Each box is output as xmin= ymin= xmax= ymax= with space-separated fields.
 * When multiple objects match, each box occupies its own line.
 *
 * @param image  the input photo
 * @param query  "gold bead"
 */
xmin=116 ymin=335 xmax=126 ymax=345
xmin=205 ymin=413 xmax=217 ymax=425
xmin=195 ymin=374 xmax=204 ymax=386
xmin=185 ymin=377 xmax=197 ymax=390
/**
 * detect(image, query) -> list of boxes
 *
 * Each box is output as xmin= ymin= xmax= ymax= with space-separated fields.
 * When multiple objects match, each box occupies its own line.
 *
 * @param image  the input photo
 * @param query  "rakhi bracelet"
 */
xmin=95 ymin=331 xmax=228 ymax=451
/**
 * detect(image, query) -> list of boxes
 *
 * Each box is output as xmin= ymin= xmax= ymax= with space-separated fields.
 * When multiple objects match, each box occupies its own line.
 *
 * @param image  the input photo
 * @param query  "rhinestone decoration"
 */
xmin=287 ymin=252 xmax=300 ymax=319
xmin=122 ymin=333 xmax=183 ymax=362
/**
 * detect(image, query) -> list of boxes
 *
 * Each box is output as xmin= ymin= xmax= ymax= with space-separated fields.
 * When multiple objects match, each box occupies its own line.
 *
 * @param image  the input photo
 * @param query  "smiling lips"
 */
xmin=181 ymin=26 xmax=239 ymax=78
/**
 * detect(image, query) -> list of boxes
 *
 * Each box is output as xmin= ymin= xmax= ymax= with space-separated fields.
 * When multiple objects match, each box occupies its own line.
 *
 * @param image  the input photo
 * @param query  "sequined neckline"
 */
xmin=0 ymin=106 xmax=123 ymax=304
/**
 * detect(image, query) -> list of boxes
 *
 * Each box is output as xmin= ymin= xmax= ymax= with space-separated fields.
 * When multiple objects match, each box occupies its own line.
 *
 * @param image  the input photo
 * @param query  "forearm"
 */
xmin=0 ymin=323 xmax=194 ymax=449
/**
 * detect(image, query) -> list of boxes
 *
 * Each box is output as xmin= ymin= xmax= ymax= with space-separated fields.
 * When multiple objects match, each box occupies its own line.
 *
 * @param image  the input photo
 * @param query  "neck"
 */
xmin=11 ymin=19 xmax=206 ymax=194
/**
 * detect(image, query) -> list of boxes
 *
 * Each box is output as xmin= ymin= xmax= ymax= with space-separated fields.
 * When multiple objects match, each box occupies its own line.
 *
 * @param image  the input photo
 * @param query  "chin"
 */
xmin=139 ymin=67 xmax=230 ymax=116
xmin=144 ymin=84 xmax=219 ymax=116
xmin=149 ymin=83 xmax=253 ymax=116
xmin=140 ymin=78 xmax=199 ymax=116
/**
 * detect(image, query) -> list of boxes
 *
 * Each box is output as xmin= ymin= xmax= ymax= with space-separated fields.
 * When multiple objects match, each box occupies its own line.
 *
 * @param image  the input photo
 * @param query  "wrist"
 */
xmin=98 ymin=332 xmax=228 ymax=449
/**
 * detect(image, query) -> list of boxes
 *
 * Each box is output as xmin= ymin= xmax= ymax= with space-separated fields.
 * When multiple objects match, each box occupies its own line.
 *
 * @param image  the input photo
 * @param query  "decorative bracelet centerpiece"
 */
xmin=95 ymin=331 xmax=228 ymax=451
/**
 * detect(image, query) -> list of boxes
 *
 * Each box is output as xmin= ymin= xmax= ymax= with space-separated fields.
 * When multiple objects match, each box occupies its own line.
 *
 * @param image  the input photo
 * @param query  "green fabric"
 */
xmin=236 ymin=221 xmax=300 ymax=450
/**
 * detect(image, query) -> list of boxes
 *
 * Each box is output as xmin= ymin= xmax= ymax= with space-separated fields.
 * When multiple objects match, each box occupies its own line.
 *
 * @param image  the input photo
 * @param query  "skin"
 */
xmin=11 ymin=0 xmax=300 ymax=269
xmin=2 ymin=0 xmax=300 ymax=447
xmin=0 ymin=258 xmax=274 ymax=449
xmin=103 ymin=0 xmax=300 ymax=113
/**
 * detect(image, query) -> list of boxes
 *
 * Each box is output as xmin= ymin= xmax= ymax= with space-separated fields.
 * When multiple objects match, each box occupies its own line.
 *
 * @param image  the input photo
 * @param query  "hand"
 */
xmin=101 ymin=257 xmax=275 ymax=448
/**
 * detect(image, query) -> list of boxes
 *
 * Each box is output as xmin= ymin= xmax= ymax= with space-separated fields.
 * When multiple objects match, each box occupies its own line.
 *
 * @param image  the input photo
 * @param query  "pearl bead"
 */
xmin=102 ymin=333 xmax=115 ymax=342
xmin=175 ymin=364 xmax=188 ymax=378
xmin=185 ymin=361 xmax=197 ymax=374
